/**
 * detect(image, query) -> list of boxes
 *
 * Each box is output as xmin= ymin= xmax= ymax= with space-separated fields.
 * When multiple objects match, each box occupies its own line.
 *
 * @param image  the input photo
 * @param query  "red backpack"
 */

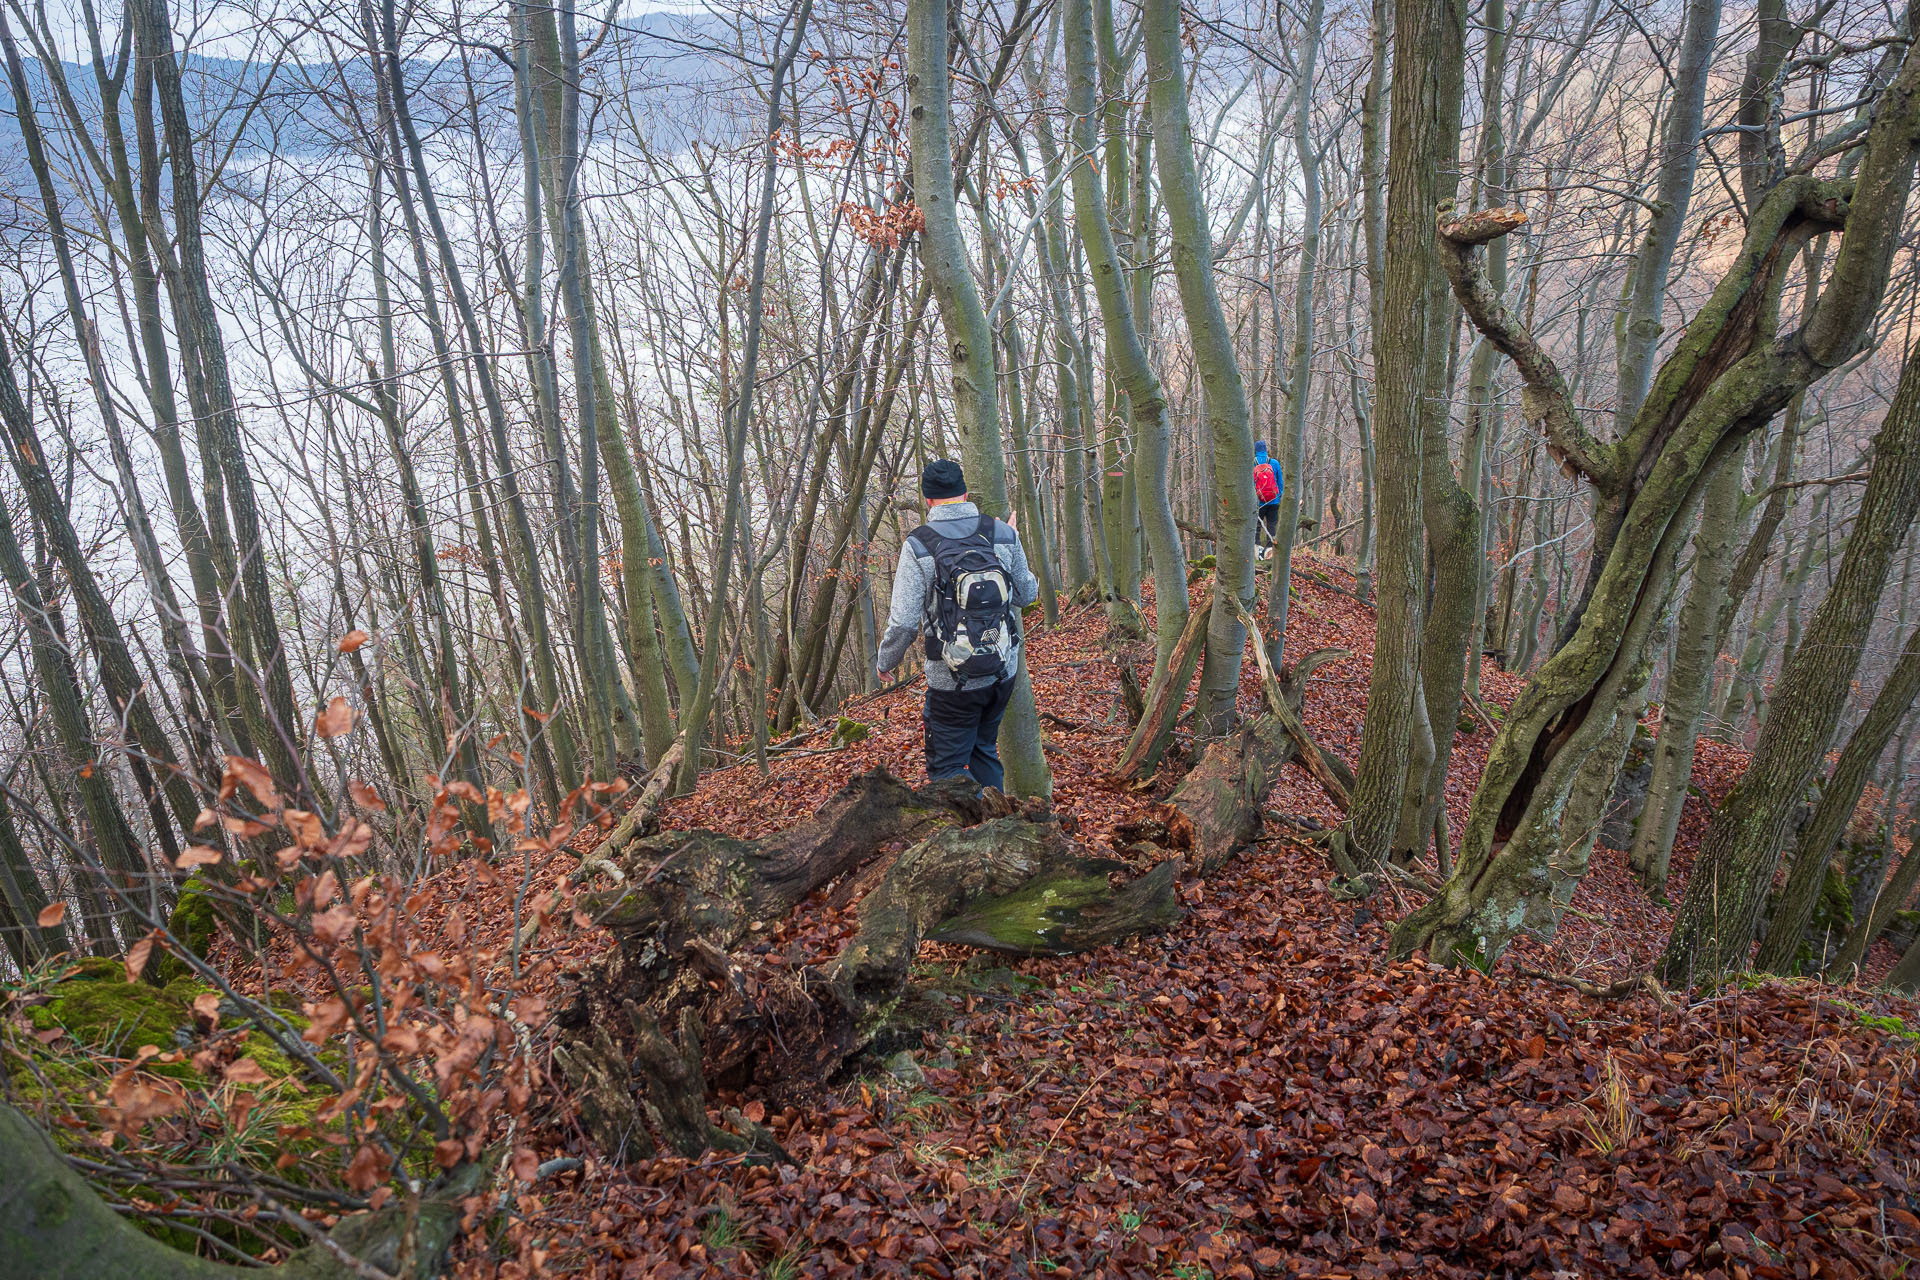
xmin=1253 ymin=461 xmax=1279 ymax=504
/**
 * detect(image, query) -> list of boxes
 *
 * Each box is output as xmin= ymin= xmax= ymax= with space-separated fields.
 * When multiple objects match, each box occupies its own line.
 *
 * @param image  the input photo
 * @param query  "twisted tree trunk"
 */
xmin=1393 ymin=39 xmax=1920 ymax=967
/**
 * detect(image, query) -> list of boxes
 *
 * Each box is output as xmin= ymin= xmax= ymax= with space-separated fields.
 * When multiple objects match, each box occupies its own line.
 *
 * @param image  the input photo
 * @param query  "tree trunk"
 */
xmin=1613 ymin=0 xmax=1722 ymax=430
xmin=1755 ymin=621 xmax=1920 ymax=972
xmin=133 ymin=0 xmax=304 ymax=789
xmin=1063 ymin=0 xmax=1186 ymax=679
xmin=1265 ymin=0 xmax=1325 ymax=646
xmin=0 ymin=787 xmax=71 ymax=966
xmin=1629 ymin=451 xmax=1740 ymax=895
xmin=1887 ymin=929 xmax=1920 ymax=994
xmin=1661 ymin=317 xmax=1920 ymax=983
xmin=0 ymin=1102 xmax=487 ymax=1279
xmin=1336 ymin=0 xmax=1463 ymax=869
xmin=1389 ymin=41 xmax=1920 ymax=967
xmin=1829 ymin=825 xmax=1920 ymax=980
xmin=906 ymin=0 xmax=1050 ymax=798
xmin=1142 ymin=0 xmax=1255 ymax=739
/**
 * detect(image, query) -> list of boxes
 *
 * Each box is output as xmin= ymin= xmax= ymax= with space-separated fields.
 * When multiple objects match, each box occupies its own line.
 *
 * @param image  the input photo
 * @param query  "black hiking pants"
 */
xmin=924 ymin=678 xmax=1016 ymax=792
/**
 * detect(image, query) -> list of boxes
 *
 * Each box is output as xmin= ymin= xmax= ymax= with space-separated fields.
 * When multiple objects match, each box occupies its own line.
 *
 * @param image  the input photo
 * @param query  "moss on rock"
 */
xmin=23 ymin=958 xmax=200 ymax=1080
xmin=831 ymin=717 xmax=871 ymax=748
xmin=151 ymin=884 xmax=221 ymax=984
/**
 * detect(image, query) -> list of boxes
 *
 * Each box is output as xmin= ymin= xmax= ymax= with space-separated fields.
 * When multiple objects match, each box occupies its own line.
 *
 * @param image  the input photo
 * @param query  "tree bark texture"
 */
xmin=1661 ymin=310 xmax=1920 ymax=984
xmin=1392 ymin=40 xmax=1920 ymax=968
xmin=1141 ymin=0 xmax=1255 ymax=739
xmin=1337 ymin=0 xmax=1465 ymax=869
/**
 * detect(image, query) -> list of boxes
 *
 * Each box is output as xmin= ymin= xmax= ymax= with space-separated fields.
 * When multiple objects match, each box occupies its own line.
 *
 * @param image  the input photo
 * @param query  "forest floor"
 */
xmin=461 ymin=558 xmax=1920 ymax=1279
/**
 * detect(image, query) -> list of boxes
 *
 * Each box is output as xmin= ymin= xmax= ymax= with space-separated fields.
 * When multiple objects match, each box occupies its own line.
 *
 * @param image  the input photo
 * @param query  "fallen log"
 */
xmin=580 ymin=735 xmax=687 ymax=868
xmin=579 ymin=768 xmax=996 ymax=958
xmin=556 ymin=768 xmax=1179 ymax=1159
xmin=1160 ymin=615 xmax=1353 ymax=876
xmin=1162 ymin=717 xmax=1295 ymax=875
xmin=838 ymin=817 xmax=1180 ymax=1010
xmin=1233 ymin=600 xmax=1354 ymax=808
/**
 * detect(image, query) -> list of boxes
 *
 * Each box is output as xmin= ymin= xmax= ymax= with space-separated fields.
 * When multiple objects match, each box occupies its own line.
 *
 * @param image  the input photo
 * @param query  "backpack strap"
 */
xmin=976 ymin=513 xmax=995 ymax=542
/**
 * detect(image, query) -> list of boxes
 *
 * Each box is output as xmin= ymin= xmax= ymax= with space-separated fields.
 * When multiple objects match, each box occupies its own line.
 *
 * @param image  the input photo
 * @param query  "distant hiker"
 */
xmin=1252 ymin=440 xmax=1284 ymax=560
xmin=876 ymin=459 xmax=1040 ymax=791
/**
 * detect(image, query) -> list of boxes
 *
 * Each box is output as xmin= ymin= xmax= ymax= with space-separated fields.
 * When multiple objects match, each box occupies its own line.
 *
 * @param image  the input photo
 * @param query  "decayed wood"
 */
xmin=558 ymin=768 xmax=1179 ymax=1159
xmin=1155 ymin=612 xmax=1354 ymax=877
xmin=580 ymin=768 xmax=991 ymax=956
xmin=1115 ymin=596 xmax=1214 ymax=781
xmin=1234 ymin=601 xmax=1355 ymax=808
xmin=1162 ymin=716 xmax=1294 ymax=875
xmin=582 ymin=735 xmax=687 ymax=866
xmin=837 ymin=817 xmax=1180 ymax=1009
xmin=550 ymin=1024 xmax=653 ymax=1162
xmin=627 ymin=1004 xmax=793 ymax=1163
xmin=1117 ymin=660 xmax=1146 ymax=727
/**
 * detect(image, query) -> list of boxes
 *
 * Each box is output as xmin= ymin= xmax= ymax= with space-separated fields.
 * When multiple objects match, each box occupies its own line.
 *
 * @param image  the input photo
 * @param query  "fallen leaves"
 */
xmin=196 ymin=558 xmax=1905 ymax=1280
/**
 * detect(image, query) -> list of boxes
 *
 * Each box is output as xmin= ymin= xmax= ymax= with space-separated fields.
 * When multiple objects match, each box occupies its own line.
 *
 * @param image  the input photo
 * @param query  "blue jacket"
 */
xmin=1253 ymin=445 xmax=1284 ymax=508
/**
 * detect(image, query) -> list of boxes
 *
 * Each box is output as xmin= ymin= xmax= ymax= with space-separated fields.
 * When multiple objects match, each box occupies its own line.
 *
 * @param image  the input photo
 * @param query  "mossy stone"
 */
xmin=23 ymin=958 xmax=201 ymax=1081
xmin=151 ymin=883 xmax=220 ymax=984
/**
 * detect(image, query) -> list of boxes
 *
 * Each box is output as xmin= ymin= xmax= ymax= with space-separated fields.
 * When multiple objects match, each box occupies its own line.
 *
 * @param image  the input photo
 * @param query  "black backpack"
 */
xmin=910 ymin=515 xmax=1015 ymax=681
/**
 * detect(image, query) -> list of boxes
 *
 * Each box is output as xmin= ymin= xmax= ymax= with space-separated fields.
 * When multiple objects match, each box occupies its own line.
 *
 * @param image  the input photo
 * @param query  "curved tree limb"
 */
xmin=1436 ymin=206 xmax=1617 ymax=491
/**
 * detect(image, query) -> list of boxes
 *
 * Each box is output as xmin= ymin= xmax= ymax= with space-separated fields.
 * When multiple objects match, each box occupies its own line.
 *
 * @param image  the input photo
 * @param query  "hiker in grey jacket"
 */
xmin=876 ymin=459 xmax=1039 ymax=791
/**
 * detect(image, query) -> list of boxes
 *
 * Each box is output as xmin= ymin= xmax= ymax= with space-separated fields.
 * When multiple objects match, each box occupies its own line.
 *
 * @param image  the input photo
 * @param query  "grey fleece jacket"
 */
xmin=876 ymin=501 xmax=1040 ymax=691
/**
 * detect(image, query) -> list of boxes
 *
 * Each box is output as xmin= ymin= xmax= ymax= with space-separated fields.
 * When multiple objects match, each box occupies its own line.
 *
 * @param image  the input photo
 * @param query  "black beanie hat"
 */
xmin=921 ymin=458 xmax=967 ymax=500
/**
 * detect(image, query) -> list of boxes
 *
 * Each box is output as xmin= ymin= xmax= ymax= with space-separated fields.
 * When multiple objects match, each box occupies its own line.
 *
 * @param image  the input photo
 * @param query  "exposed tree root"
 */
xmin=1512 ymin=966 xmax=1678 ymax=1011
xmin=556 ymin=768 xmax=1183 ymax=1159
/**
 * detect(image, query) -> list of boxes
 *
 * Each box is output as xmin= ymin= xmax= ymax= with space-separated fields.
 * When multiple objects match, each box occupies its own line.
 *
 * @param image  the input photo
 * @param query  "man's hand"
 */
xmin=876 ymin=660 xmax=893 ymax=686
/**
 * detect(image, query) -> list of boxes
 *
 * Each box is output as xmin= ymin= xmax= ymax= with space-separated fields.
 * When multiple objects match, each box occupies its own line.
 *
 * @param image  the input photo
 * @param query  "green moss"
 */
xmin=1816 ymin=865 xmax=1854 ymax=929
xmin=1854 ymin=1011 xmax=1920 ymax=1043
xmin=925 ymin=865 xmax=1158 ymax=956
xmin=151 ymin=883 xmax=220 ymax=984
xmin=831 ymin=716 xmax=871 ymax=748
xmin=23 ymin=958 xmax=200 ymax=1080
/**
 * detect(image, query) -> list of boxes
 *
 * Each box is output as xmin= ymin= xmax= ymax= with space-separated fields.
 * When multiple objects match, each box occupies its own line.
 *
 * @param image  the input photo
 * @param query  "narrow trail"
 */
xmin=462 ymin=560 xmax=1920 ymax=1278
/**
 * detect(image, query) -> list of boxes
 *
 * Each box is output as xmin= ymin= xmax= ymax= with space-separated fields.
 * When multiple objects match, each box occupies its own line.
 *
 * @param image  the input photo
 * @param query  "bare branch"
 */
xmin=1436 ymin=206 xmax=1618 ymax=491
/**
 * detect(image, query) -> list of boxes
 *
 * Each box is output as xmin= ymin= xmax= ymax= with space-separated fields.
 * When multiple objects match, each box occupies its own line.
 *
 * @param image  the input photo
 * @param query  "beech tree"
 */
xmin=905 ymin=0 xmax=1050 ymax=796
xmin=1394 ymin=25 xmax=1920 ymax=967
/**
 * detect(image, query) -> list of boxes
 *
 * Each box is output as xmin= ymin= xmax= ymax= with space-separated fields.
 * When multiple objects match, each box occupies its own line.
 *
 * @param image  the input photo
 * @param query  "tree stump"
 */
xmin=1162 ymin=716 xmax=1295 ymax=875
